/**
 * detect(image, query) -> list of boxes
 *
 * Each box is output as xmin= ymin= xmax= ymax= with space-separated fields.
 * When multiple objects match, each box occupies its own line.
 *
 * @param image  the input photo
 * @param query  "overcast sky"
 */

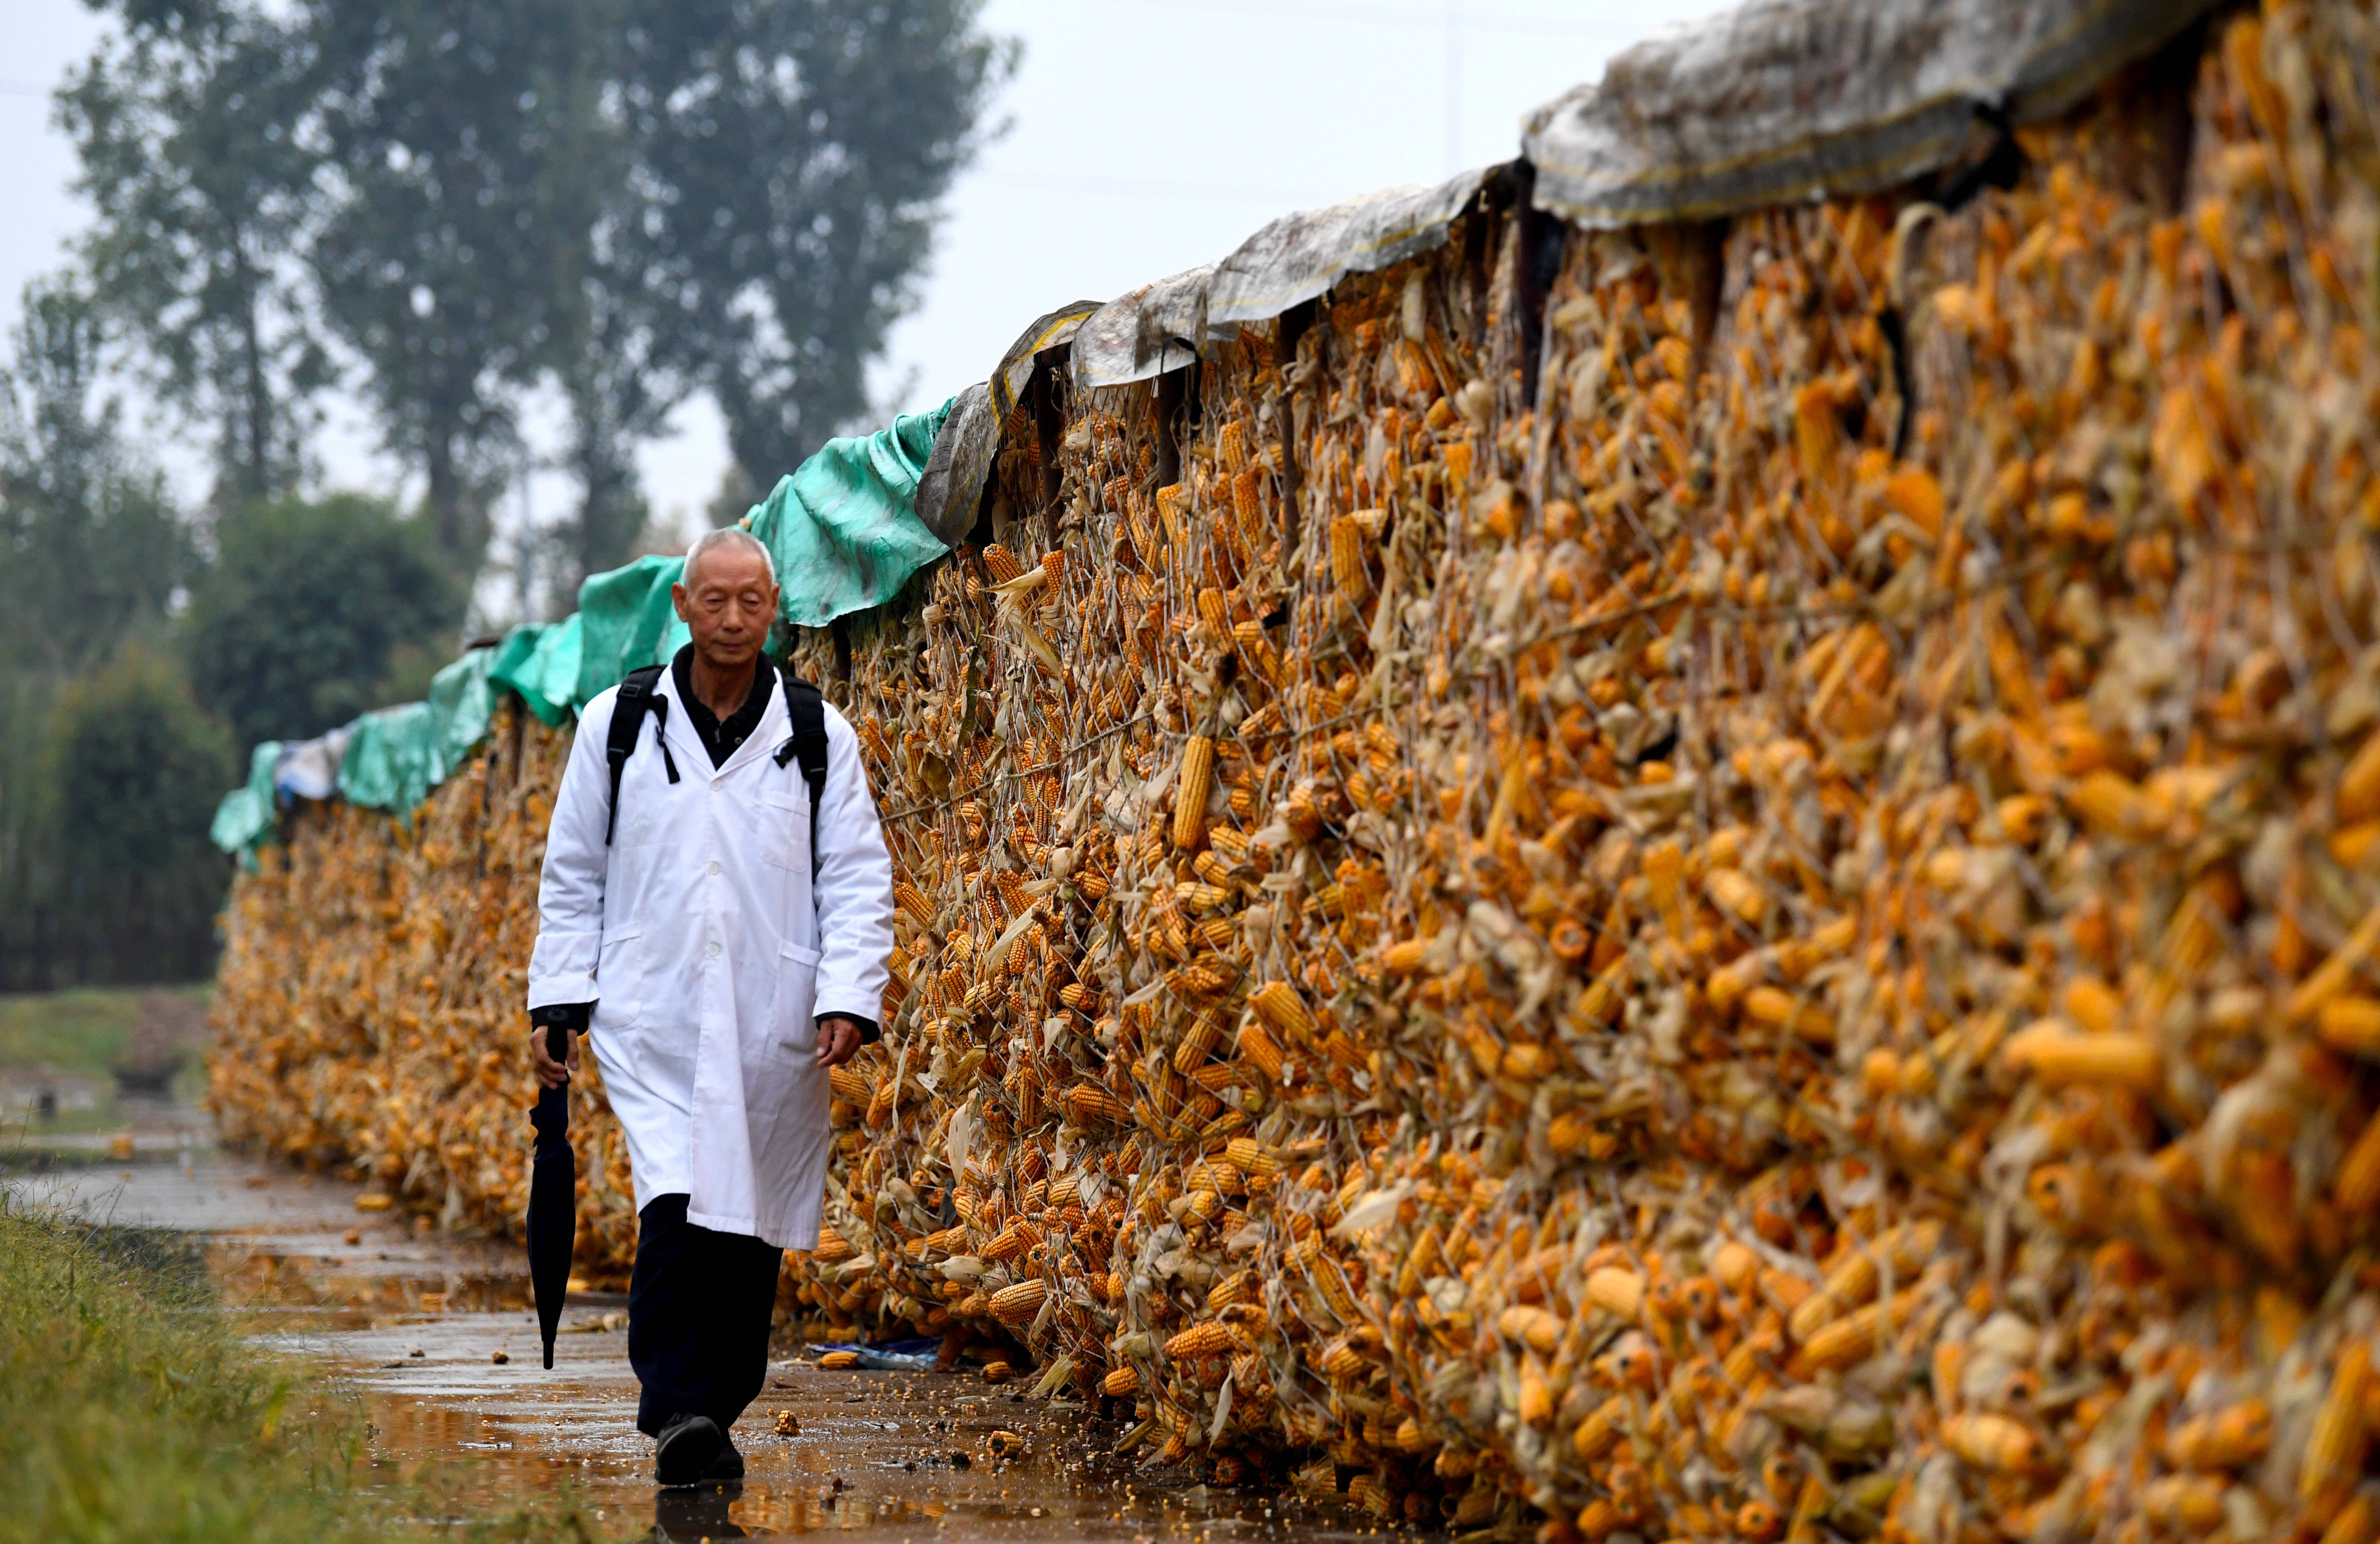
xmin=1 ymin=0 xmax=1726 ymax=596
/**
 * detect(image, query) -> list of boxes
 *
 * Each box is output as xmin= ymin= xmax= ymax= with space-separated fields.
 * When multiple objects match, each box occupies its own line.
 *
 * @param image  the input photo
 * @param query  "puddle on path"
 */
xmin=12 ymin=1112 xmax=1409 ymax=1541
xmin=325 ymin=1314 xmax=1335 ymax=1543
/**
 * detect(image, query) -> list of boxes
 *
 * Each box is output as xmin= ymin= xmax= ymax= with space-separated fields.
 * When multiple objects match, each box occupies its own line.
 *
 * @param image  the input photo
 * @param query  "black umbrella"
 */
xmin=528 ymin=1020 xmax=577 ymax=1369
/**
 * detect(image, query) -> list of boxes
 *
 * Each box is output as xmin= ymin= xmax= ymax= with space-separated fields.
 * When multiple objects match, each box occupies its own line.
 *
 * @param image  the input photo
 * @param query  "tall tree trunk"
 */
xmin=425 ymin=427 xmax=465 ymax=559
xmin=237 ymin=253 xmax=272 ymax=504
xmin=564 ymin=370 xmax=647 ymax=597
xmin=572 ymin=447 xmax=637 ymax=593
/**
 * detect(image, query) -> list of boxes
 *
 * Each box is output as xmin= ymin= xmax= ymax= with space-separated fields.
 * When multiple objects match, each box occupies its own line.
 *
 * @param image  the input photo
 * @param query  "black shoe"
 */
xmin=654 ymin=1413 xmax=725 ymax=1487
xmin=653 ymin=1482 xmax=745 ymax=1540
xmin=703 ymin=1439 xmax=744 ymax=1481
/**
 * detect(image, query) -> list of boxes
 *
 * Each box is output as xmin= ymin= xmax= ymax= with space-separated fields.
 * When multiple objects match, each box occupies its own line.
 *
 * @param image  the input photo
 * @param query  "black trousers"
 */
xmin=627 ymin=1193 xmax=784 ymax=1438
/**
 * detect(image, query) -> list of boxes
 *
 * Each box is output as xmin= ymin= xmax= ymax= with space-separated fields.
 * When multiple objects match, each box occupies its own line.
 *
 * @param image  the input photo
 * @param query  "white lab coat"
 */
xmin=526 ymin=666 xmax=893 ymax=1249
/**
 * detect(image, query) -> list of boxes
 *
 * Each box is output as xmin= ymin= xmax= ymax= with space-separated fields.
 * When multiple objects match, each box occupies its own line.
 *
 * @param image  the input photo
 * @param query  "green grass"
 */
xmin=0 ymin=1199 xmax=615 ymax=1544
xmin=0 ymin=984 xmax=209 ymax=1079
xmin=0 ymin=987 xmax=215 ymax=1132
xmin=0 ymin=1199 xmax=366 ymax=1544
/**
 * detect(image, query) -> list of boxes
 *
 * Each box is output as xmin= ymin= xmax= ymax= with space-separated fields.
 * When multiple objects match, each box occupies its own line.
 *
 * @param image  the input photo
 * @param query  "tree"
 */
xmin=556 ymin=321 xmax=662 ymax=597
xmin=47 ymin=648 xmax=236 ymax=985
xmin=0 ymin=276 xmax=200 ymax=991
xmin=63 ymin=0 xmax=1012 ymax=594
xmin=706 ymin=462 xmax=758 ymax=531
xmin=59 ymin=0 xmax=327 ymax=506
xmin=525 ymin=0 xmax=675 ymax=598
xmin=618 ymin=0 xmax=1013 ymax=487
xmin=0 ymin=670 xmax=69 ymax=991
xmin=0 ymin=277 xmax=188 ymax=674
xmin=300 ymin=0 xmax=616 ymax=571
xmin=182 ymin=493 xmax=461 ymax=748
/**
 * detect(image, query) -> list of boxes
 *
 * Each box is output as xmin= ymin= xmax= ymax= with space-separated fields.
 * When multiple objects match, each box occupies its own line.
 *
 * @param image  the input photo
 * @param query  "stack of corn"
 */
xmin=211 ymin=709 xmax=642 ymax=1278
xmin=214 ymin=5 xmax=2380 ymax=1533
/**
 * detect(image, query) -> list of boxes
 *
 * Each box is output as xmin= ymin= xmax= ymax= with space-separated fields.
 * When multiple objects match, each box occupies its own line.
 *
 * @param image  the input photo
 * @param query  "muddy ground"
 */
xmin=8 ymin=1098 xmax=1396 ymax=1542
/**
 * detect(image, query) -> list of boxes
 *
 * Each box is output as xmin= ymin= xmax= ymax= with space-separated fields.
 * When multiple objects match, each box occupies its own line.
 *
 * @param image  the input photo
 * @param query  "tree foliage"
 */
xmin=300 ymin=0 xmax=616 ymax=566
xmin=46 ymin=648 xmax=235 ymax=985
xmin=59 ymin=1 xmax=327 ymax=506
xmin=183 ymin=493 xmax=461 ymax=749
xmin=0 ymin=278 xmax=217 ymax=989
xmin=0 ymin=279 xmax=187 ymax=673
xmin=68 ymin=0 xmax=1010 ymax=579
xmin=618 ymin=0 xmax=1014 ymax=489
xmin=6 ymin=0 xmax=1010 ymax=986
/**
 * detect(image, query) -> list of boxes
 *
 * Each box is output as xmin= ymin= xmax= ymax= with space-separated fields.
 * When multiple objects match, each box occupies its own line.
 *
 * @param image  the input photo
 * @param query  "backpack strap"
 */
xmin=772 ymin=669 xmax=831 ymax=878
xmin=603 ymin=664 xmax=677 ymax=846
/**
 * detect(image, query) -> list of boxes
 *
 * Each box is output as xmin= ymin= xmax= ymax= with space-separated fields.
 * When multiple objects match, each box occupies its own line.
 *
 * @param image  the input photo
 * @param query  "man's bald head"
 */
xmin=684 ymin=526 xmax=775 ymax=589
xmin=672 ymin=527 xmax=779 ymax=677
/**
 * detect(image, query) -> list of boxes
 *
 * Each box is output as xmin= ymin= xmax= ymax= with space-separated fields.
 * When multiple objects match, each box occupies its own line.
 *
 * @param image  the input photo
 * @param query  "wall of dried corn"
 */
xmin=215 ymin=7 xmax=2380 ymax=1536
xmin=210 ymin=712 xmax=643 ymax=1268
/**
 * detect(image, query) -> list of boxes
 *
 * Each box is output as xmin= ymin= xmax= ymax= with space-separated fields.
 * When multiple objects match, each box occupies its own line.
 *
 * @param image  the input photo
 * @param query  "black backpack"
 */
xmin=602 ymin=660 xmax=830 ymax=873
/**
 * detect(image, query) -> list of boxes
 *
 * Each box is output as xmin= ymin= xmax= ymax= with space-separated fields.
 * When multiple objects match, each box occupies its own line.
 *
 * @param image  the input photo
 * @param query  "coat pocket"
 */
xmin=771 ymin=938 xmax=824 ymax=1057
xmin=759 ymin=790 xmax=807 ymax=873
xmin=594 ymin=924 xmax=646 ymax=1029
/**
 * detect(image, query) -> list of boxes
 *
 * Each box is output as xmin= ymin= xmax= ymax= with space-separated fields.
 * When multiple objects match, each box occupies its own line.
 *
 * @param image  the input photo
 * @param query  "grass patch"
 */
xmin=0 ymin=1199 xmax=365 ymax=1544
xmin=0 ymin=1198 xmax=615 ymax=1543
xmin=0 ymin=984 xmax=208 ymax=1079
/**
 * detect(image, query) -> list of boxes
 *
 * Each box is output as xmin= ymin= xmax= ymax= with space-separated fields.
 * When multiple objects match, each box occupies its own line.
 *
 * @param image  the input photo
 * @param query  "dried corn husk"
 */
xmin=211 ymin=21 xmax=2380 ymax=1529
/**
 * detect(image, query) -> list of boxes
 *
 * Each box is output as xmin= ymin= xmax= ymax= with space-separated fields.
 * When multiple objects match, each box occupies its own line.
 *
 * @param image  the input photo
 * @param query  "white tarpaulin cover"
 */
xmin=1072 ymin=262 xmax=1221 ymax=392
xmin=915 ymin=381 xmax=998 ymax=547
xmin=1072 ymin=166 xmax=1488 ymax=391
xmin=1522 ymin=0 xmax=2223 ymax=228
xmin=271 ymin=724 xmax=353 ymax=802
xmin=1205 ymin=170 xmax=1489 ymax=326
xmin=920 ymin=303 xmax=1101 ymax=545
xmin=993 ymin=301 xmax=1101 ymax=419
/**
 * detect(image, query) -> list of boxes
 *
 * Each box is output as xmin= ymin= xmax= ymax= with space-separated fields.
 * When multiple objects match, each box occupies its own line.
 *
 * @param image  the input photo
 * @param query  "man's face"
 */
xmin=672 ymin=543 xmax=780 ymax=669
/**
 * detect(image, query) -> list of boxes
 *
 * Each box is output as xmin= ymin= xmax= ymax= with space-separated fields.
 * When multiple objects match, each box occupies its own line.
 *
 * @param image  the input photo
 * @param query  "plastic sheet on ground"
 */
xmin=806 ymin=1337 xmax=943 ymax=1371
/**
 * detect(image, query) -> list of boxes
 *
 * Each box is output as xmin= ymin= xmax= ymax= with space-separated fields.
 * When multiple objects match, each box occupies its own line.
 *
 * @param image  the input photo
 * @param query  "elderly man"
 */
xmin=526 ymin=526 xmax=892 ymax=1485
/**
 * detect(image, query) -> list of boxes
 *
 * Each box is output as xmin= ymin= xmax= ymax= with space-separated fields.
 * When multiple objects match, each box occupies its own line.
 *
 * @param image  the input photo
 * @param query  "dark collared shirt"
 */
xmin=672 ymin=645 xmax=774 ymax=768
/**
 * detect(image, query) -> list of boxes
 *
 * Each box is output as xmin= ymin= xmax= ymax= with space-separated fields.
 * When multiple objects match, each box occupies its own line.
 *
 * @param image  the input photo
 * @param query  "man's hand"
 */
xmin=817 ymin=1015 xmax=864 ymax=1068
xmin=531 ymin=1025 xmax=582 ymax=1089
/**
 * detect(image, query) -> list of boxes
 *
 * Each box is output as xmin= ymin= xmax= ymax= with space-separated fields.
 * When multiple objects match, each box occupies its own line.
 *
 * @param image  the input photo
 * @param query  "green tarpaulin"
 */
xmin=209 ymin=399 xmax=960 ymax=851
xmin=337 ymin=645 xmax=502 ymax=815
xmin=487 ymin=616 xmax=578 ymax=728
xmin=569 ymin=555 xmax=693 ymax=708
xmin=208 ymin=739 xmax=284 ymax=857
xmin=748 ymin=401 xmax=954 ymax=627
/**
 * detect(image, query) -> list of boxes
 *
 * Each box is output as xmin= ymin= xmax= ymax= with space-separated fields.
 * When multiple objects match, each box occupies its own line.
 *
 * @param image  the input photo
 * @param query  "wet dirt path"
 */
xmin=12 ymin=1114 xmax=1393 ymax=1542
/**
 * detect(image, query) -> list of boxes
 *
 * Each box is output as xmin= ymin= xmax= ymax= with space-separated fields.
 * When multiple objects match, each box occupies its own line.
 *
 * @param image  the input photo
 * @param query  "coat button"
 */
xmin=707 ymin=941 xmax=722 ymax=959
xmin=710 ymin=778 xmax=723 ymax=792
xmin=708 ymin=860 xmax=721 ymax=876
